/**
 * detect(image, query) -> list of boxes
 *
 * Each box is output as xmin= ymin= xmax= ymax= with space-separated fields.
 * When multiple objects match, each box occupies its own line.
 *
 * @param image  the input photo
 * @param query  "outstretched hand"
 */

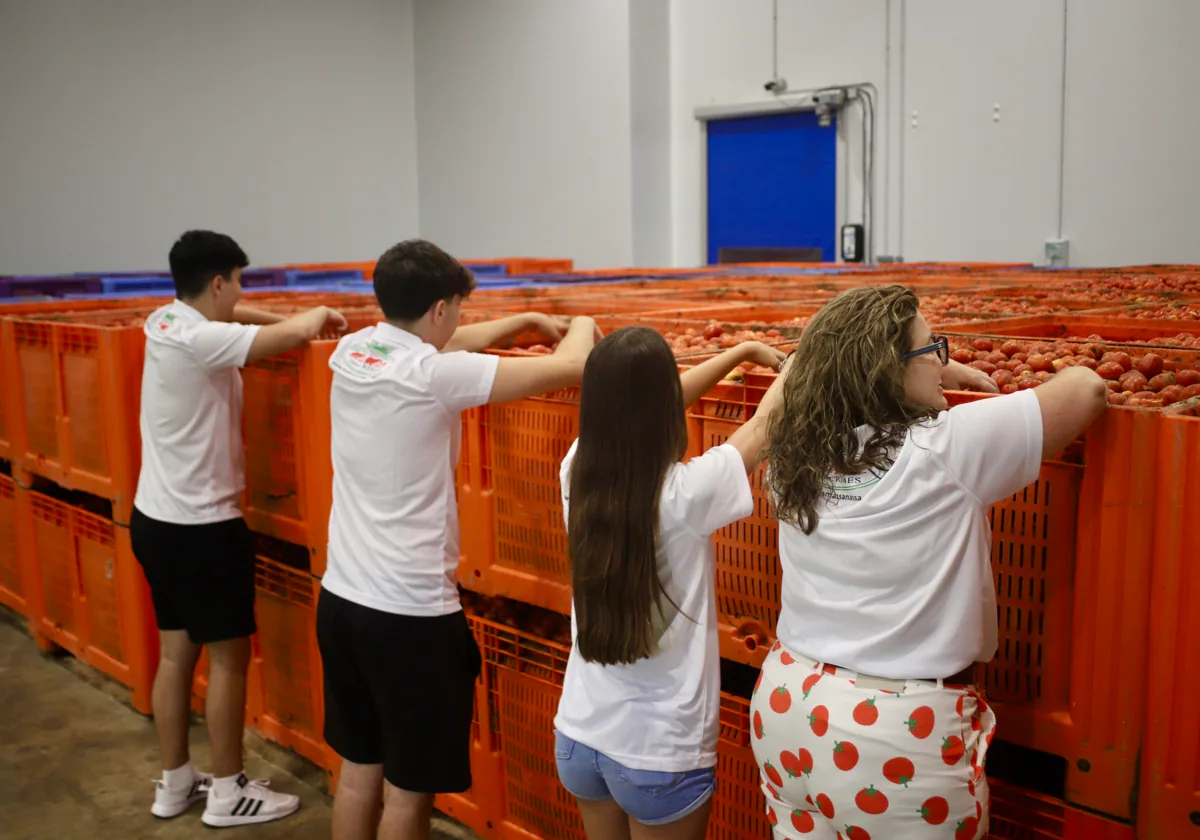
xmin=942 ymin=359 xmax=999 ymax=393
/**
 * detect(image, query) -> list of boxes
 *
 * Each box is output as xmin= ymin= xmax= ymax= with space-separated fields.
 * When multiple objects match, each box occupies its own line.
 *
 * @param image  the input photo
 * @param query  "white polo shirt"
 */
xmin=776 ymin=389 xmax=1044 ymax=679
xmin=553 ymin=441 xmax=754 ymax=772
xmin=322 ymin=323 xmax=500 ymax=616
xmin=134 ymin=301 xmax=261 ymax=525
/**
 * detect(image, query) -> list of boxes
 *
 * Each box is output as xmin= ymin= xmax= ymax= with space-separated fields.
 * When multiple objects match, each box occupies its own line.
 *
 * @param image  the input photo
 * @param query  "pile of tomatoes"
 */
xmin=1030 ymin=277 xmax=1200 ymax=303
xmin=920 ymin=294 xmax=1073 ymax=316
xmin=948 ymin=337 xmax=1200 ymax=407
xmin=520 ymin=323 xmax=789 ymax=358
xmin=1110 ymin=304 xmax=1200 ymax=322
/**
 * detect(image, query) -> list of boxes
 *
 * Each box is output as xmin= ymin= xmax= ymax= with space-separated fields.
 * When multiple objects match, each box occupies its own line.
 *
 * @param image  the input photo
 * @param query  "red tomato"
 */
xmin=1176 ymin=369 xmax=1200 ymax=387
xmin=1119 ymin=371 xmax=1149 ymax=393
xmin=1159 ymin=385 xmax=1186 ymax=405
xmin=1096 ymin=362 xmax=1124 ymax=381
xmin=1100 ymin=351 xmax=1134 ymax=371
xmin=1135 ymin=353 xmax=1165 ymax=378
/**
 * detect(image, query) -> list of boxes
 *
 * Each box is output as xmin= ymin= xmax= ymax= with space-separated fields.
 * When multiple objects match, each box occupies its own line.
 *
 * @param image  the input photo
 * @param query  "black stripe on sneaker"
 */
xmin=250 ymin=800 xmax=263 ymax=817
xmin=232 ymin=797 xmax=248 ymax=816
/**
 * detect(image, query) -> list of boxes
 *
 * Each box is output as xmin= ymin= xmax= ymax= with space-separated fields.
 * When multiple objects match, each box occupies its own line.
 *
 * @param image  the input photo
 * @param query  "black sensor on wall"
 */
xmin=841 ymin=224 xmax=865 ymax=263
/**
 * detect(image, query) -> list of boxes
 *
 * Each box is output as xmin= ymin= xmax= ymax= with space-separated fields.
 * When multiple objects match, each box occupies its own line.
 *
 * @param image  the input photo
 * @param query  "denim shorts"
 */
xmin=554 ymin=731 xmax=716 ymax=826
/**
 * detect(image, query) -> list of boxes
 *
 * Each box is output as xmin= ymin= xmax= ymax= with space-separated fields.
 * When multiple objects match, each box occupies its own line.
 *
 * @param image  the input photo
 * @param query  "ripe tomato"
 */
xmin=1135 ymin=354 xmax=1165 ymax=377
xmin=1159 ymin=385 xmax=1186 ymax=405
xmin=1119 ymin=371 xmax=1149 ymax=393
xmin=1096 ymin=362 xmax=1124 ymax=380
xmin=1176 ymin=369 xmax=1200 ymax=387
xmin=1100 ymin=351 xmax=1134 ymax=371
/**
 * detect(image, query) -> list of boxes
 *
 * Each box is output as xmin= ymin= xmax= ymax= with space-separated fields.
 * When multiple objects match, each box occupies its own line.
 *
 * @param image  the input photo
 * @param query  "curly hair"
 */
xmin=767 ymin=285 xmax=939 ymax=534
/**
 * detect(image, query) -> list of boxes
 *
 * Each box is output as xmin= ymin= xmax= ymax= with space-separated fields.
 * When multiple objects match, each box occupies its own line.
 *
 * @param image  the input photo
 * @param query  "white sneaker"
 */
xmin=151 ymin=772 xmax=212 ymax=819
xmin=201 ymin=774 xmax=300 ymax=828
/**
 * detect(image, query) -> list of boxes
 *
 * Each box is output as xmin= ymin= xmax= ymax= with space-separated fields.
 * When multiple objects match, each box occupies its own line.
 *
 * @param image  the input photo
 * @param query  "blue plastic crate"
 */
xmin=6 ymin=275 xmax=103 ymax=298
xmin=63 ymin=289 xmax=173 ymax=301
xmin=101 ymin=275 xmax=175 ymax=294
xmin=474 ymin=276 xmax=530 ymax=289
xmin=463 ymin=263 xmax=508 ymax=277
xmin=242 ymin=269 xmax=287 ymax=287
xmin=284 ymin=269 xmax=365 ymax=287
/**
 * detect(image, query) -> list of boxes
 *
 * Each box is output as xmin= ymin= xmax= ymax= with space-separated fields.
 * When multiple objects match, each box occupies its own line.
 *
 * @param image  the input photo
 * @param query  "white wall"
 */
xmin=413 ymin=0 xmax=634 ymax=270
xmin=629 ymin=0 xmax=674 ymax=268
xmin=668 ymin=0 xmax=889 ymax=266
xmin=1061 ymin=1 xmax=1200 ymax=267
xmin=667 ymin=0 xmax=1200 ymax=268
xmin=4 ymin=1 xmax=1198 ymax=275
xmin=900 ymin=0 xmax=1065 ymax=263
xmin=0 ymin=0 xmax=418 ymax=275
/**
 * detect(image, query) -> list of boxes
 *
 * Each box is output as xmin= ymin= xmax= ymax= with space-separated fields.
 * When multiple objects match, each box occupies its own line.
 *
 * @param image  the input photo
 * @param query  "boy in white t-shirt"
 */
xmin=317 ymin=239 xmax=600 ymax=840
xmin=131 ymin=230 xmax=346 ymax=827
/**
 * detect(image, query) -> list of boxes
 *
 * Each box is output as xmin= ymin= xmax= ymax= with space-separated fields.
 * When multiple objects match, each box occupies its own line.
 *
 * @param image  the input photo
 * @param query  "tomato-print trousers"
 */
xmin=749 ymin=642 xmax=996 ymax=840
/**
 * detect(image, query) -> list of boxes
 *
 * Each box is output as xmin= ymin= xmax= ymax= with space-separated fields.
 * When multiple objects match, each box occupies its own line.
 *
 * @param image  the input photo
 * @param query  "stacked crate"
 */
xmin=4 ymin=261 xmax=1200 ymax=838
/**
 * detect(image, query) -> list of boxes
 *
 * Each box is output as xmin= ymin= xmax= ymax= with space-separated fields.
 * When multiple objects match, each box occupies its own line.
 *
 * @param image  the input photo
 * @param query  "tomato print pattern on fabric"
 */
xmin=750 ymin=643 xmax=995 ymax=839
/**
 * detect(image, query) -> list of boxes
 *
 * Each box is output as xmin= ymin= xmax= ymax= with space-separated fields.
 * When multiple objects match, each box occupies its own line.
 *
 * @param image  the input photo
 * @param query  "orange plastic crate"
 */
xmin=987 ymin=778 xmax=1133 ymax=839
xmin=711 ymin=694 xmax=775 ymax=840
xmin=476 ymin=392 xmax=576 ymax=614
xmin=243 ymin=328 xmax=493 ymax=580
xmin=502 ymin=258 xmax=574 ymax=276
xmin=242 ymin=342 xmax=336 ymax=574
xmin=1138 ymin=401 xmax=1200 ymax=839
xmin=24 ymin=491 xmax=156 ymax=712
xmin=687 ymin=378 xmax=1161 ymax=820
xmin=10 ymin=317 xmax=144 ymax=518
xmin=476 ymin=615 xmax=785 ymax=840
xmin=250 ymin=555 xmax=326 ymax=767
xmin=0 ymin=319 xmax=14 ymax=463
xmin=941 ymin=314 xmax=1200 ymax=347
xmin=686 ymin=383 xmax=781 ymax=662
xmin=0 ymin=473 xmax=34 ymax=617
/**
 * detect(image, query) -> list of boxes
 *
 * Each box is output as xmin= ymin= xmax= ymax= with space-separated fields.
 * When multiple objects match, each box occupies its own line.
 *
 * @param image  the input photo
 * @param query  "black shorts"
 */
xmin=130 ymin=507 xmax=257 ymax=645
xmin=316 ymin=587 xmax=482 ymax=794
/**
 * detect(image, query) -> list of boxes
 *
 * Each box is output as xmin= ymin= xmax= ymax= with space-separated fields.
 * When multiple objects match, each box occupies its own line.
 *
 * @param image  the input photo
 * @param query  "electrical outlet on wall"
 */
xmin=1044 ymin=238 xmax=1069 ymax=267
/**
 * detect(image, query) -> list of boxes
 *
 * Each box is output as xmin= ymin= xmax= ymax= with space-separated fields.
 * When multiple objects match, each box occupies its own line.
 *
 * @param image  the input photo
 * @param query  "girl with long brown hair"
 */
xmin=751 ymin=285 xmax=1107 ymax=839
xmin=554 ymin=327 xmax=787 ymax=840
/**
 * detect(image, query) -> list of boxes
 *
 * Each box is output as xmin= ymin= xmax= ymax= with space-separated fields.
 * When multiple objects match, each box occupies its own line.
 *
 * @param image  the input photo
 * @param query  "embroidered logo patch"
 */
xmin=336 ymin=339 xmax=394 ymax=377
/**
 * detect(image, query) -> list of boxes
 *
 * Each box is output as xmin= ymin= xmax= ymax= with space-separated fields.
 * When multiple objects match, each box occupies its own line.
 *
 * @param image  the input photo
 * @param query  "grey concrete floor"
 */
xmin=0 ymin=614 xmax=472 ymax=840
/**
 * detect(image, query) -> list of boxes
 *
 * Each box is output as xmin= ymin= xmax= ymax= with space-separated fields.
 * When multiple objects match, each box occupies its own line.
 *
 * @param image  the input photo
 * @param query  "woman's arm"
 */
xmin=680 ymin=342 xmax=786 ymax=408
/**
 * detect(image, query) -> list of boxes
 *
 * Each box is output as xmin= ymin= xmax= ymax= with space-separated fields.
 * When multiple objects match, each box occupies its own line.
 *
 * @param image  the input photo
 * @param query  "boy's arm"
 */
xmin=244 ymin=306 xmax=348 ymax=364
xmin=444 ymin=313 xmax=572 ymax=353
xmin=233 ymin=304 xmax=286 ymax=326
xmin=486 ymin=317 xmax=600 ymax=404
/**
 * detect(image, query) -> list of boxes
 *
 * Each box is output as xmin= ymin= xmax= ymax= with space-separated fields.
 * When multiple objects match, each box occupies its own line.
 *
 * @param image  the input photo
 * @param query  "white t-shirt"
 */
xmin=134 ymin=301 xmax=261 ymax=525
xmin=553 ymin=441 xmax=754 ymax=772
xmin=776 ymin=389 xmax=1044 ymax=679
xmin=322 ymin=323 xmax=499 ymax=617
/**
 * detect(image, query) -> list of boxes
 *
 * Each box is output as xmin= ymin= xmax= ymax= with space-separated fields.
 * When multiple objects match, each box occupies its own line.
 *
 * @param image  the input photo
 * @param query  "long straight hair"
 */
xmin=568 ymin=327 xmax=689 ymax=665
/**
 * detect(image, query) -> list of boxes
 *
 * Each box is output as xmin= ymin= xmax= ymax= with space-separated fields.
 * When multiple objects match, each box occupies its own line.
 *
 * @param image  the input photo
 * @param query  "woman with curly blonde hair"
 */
xmin=750 ymin=285 xmax=1106 ymax=839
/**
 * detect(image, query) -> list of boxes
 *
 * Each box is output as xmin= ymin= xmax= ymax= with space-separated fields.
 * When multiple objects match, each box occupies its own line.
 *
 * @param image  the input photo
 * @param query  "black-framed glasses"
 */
xmin=903 ymin=336 xmax=949 ymax=365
